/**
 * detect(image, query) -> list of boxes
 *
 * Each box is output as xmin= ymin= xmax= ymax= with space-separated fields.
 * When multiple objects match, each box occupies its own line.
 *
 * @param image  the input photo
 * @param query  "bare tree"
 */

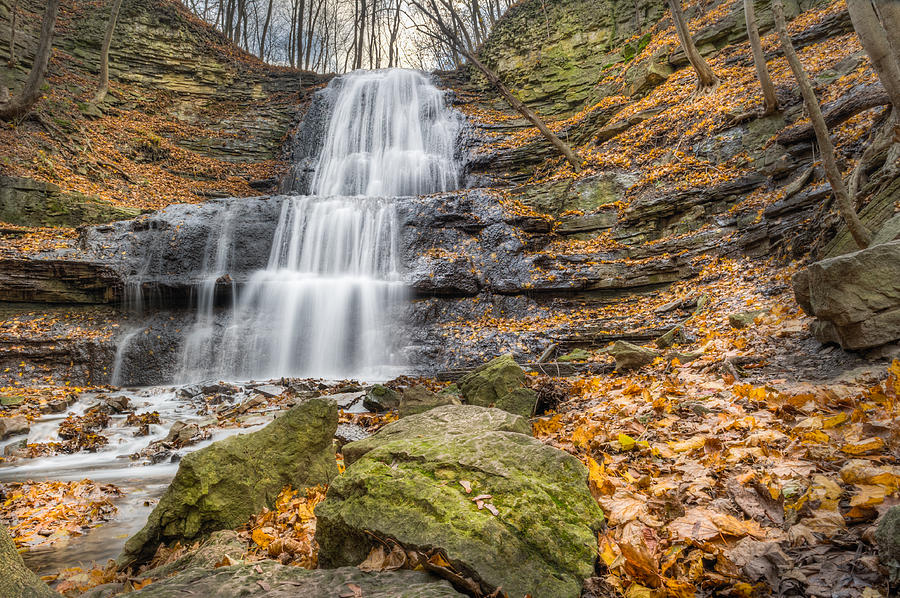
xmin=743 ymin=0 xmax=777 ymax=114
xmin=0 ymin=0 xmax=61 ymax=120
xmin=258 ymin=0 xmax=274 ymax=60
xmin=411 ymin=0 xmax=583 ymax=172
xmin=92 ymin=0 xmax=124 ymax=104
xmin=773 ymin=0 xmax=871 ymax=249
xmin=874 ymin=0 xmax=900 ymax=62
xmin=847 ymin=0 xmax=900 ymax=110
xmin=667 ymin=0 xmax=718 ymax=90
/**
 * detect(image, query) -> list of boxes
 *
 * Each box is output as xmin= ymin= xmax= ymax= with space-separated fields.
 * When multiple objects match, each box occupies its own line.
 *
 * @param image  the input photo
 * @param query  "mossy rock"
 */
xmin=558 ymin=348 xmax=591 ymax=362
xmin=342 ymin=404 xmax=531 ymax=466
xmin=728 ymin=310 xmax=768 ymax=329
xmin=317 ymin=405 xmax=604 ymax=598
xmin=363 ymin=384 xmax=400 ymax=412
xmin=0 ymin=524 xmax=57 ymax=598
xmin=127 ymin=561 xmax=462 ymax=597
xmin=398 ymin=385 xmax=461 ymax=418
xmin=606 ymin=340 xmax=658 ymax=370
xmin=119 ymin=398 xmax=339 ymax=566
xmin=458 ymin=354 xmax=537 ymax=417
xmin=876 ymin=505 xmax=900 ymax=583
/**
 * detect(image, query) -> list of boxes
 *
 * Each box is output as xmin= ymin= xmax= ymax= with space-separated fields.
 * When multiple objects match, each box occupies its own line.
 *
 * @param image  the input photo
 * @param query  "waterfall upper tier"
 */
xmin=311 ymin=69 xmax=463 ymax=197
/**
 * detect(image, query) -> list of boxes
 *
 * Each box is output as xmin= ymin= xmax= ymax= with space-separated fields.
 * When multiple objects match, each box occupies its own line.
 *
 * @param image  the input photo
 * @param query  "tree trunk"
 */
xmin=0 ymin=0 xmax=61 ymax=120
xmin=743 ymin=0 xmax=777 ymax=114
xmin=847 ymin=0 xmax=900 ymax=110
xmin=873 ymin=0 xmax=900 ymax=64
xmin=0 ymin=524 xmax=57 ymax=598
xmin=410 ymin=0 xmax=583 ymax=172
xmin=667 ymin=0 xmax=718 ymax=89
xmin=7 ymin=0 xmax=18 ymax=66
xmin=92 ymin=0 xmax=124 ymax=104
xmin=773 ymin=0 xmax=871 ymax=249
xmin=259 ymin=0 xmax=273 ymax=60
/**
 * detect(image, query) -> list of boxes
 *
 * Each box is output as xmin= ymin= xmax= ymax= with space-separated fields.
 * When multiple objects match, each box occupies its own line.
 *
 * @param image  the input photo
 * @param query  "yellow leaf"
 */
xmin=618 ymin=433 xmax=636 ymax=451
xmin=849 ymin=484 xmax=886 ymax=507
xmin=842 ymin=437 xmax=885 ymax=455
xmin=670 ymin=435 xmax=705 ymax=453
xmin=251 ymin=528 xmax=273 ymax=549
xmin=823 ymin=412 xmax=848 ymax=429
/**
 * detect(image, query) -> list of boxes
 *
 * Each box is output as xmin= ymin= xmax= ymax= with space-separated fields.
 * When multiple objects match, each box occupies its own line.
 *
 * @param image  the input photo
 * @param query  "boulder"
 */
xmin=606 ymin=340 xmax=658 ymax=370
xmin=458 ymin=354 xmax=537 ymax=417
xmin=127 ymin=562 xmax=462 ymax=597
xmin=399 ymin=385 xmax=461 ymax=417
xmin=364 ymin=384 xmax=400 ymax=412
xmin=0 ymin=415 xmax=30 ymax=440
xmin=119 ymin=398 xmax=339 ymax=566
xmin=793 ymin=241 xmax=900 ymax=349
xmin=0 ymin=524 xmax=58 ymax=598
xmin=318 ymin=405 xmax=604 ymax=598
xmin=876 ymin=505 xmax=900 ymax=583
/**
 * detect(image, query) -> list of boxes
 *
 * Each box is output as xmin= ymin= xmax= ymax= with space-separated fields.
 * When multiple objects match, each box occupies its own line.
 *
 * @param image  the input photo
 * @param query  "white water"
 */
xmin=175 ymin=68 xmax=462 ymax=382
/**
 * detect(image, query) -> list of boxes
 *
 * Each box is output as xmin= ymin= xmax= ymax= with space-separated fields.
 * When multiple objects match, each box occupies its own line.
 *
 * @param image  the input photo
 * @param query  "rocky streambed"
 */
xmin=1 ymin=355 xmax=611 ymax=598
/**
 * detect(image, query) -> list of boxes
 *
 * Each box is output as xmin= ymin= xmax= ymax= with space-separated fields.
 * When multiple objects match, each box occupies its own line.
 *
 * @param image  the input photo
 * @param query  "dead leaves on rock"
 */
xmin=240 ymin=484 xmax=326 ymax=568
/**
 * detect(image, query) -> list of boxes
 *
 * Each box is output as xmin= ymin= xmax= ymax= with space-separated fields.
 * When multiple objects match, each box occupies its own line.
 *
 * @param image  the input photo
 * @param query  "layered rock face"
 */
xmin=793 ymin=241 xmax=900 ymax=350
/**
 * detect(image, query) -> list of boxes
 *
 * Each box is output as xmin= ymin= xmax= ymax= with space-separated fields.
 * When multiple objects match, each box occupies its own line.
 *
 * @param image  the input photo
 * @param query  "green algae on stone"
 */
xmin=119 ymin=398 xmax=339 ymax=567
xmin=317 ymin=405 xmax=604 ymax=598
xmin=458 ymin=354 xmax=537 ymax=417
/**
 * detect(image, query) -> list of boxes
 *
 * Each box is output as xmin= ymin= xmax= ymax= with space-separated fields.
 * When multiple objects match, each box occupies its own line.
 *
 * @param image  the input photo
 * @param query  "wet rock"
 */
xmin=199 ymin=381 xmax=239 ymax=395
xmin=317 ymin=404 xmax=604 ymax=598
xmin=399 ymin=385 xmax=461 ymax=418
xmin=0 ymin=523 xmax=57 ymax=597
xmin=0 ymin=416 xmax=30 ymax=440
xmin=128 ymin=561 xmax=462 ymax=597
xmin=0 ymin=394 xmax=24 ymax=407
xmin=729 ymin=310 xmax=768 ymax=329
xmin=458 ymin=354 xmax=537 ymax=417
xmin=176 ymin=385 xmax=202 ymax=400
xmin=253 ymin=384 xmax=285 ymax=398
xmin=137 ymin=530 xmax=248 ymax=581
xmin=325 ymin=391 xmax=366 ymax=411
xmin=876 ymin=505 xmax=900 ymax=583
xmin=99 ymin=395 xmax=131 ymax=413
xmin=335 ymin=423 xmax=370 ymax=446
xmin=3 ymin=438 xmax=27 ymax=457
xmin=363 ymin=384 xmax=400 ymax=412
xmin=793 ymin=241 xmax=900 ymax=349
xmin=606 ymin=340 xmax=658 ymax=370
xmin=119 ymin=398 xmax=339 ymax=566
xmin=164 ymin=421 xmax=207 ymax=447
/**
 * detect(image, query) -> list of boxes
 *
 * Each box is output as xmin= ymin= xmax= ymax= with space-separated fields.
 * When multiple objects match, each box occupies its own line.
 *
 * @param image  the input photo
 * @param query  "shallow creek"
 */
xmin=0 ymin=381 xmax=365 ymax=574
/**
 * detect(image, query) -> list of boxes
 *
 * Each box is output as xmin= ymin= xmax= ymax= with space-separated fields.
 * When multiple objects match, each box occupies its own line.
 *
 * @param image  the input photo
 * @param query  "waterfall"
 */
xmin=166 ymin=69 xmax=462 ymax=382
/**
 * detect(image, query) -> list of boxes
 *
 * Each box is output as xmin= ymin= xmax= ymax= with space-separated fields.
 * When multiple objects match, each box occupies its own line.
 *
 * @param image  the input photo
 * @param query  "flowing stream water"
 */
xmin=1 ymin=68 xmax=463 ymax=573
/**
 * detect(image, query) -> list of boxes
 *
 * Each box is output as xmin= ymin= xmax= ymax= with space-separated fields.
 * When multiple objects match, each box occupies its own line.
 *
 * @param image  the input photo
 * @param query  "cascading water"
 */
xmin=172 ymin=68 xmax=462 ymax=382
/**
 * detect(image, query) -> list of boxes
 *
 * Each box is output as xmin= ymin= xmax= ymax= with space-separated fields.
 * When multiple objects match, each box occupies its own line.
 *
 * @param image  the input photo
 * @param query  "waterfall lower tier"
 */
xmin=177 ymin=196 xmax=407 ymax=382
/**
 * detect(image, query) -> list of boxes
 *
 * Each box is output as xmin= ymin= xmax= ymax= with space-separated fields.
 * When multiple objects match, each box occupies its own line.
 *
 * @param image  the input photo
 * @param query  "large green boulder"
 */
xmin=0 ymin=524 xmax=58 ymax=598
xmin=128 ymin=561 xmax=463 ymax=597
xmin=119 ymin=398 xmax=339 ymax=566
xmin=458 ymin=354 xmax=537 ymax=417
xmin=317 ymin=405 xmax=604 ymax=598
